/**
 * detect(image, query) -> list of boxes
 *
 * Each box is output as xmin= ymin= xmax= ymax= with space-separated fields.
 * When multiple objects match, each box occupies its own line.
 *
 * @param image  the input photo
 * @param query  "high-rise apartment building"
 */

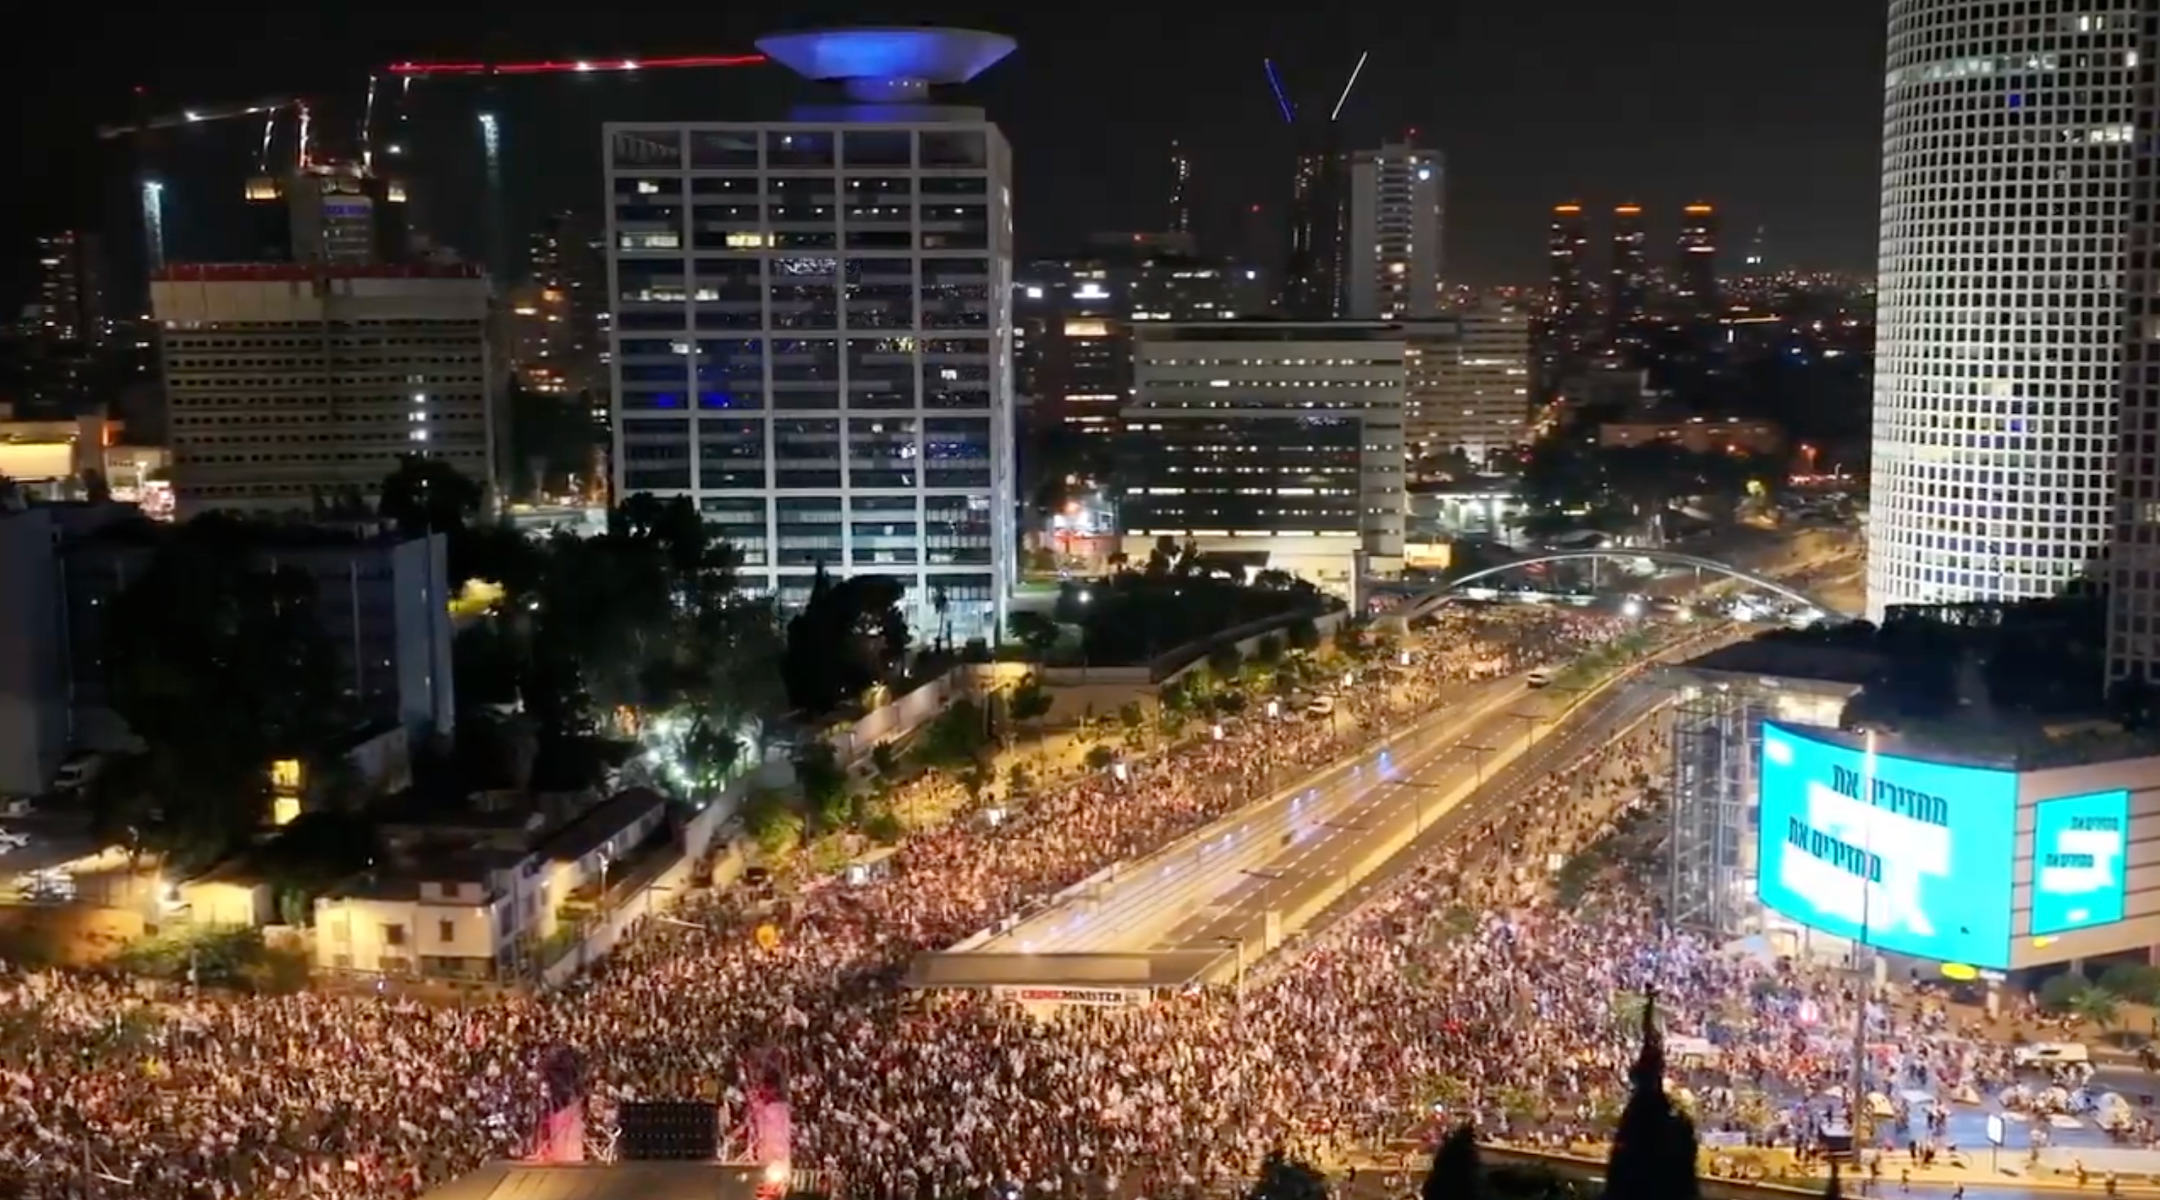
xmin=1675 ymin=204 xmax=1719 ymax=320
xmin=1282 ymin=136 xmax=1347 ymax=319
xmin=604 ymin=28 xmax=1018 ymax=641
xmin=1607 ymin=204 xmax=1649 ymax=353
xmin=1015 ymin=233 xmax=1245 ymax=436
xmin=512 ymin=212 xmax=608 ymax=397
xmin=1167 ymin=140 xmax=1193 ymax=236
xmin=1124 ymin=321 xmax=1405 ymax=594
xmin=1344 ymin=142 xmax=1443 ymax=320
xmin=2106 ymin=7 xmax=2160 ymax=684
xmin=1403 ymin=303 xmax=1531 ymax=467
xmin=34 ymin=231 xmax=106 ymax=346
xmin=154 ymin=263 xmax=497 ymax=518
xmin=1542 ymin=203 xmax=1594 ymax=377
xmin=1869 ymin=0 xmax=2143 ymax=619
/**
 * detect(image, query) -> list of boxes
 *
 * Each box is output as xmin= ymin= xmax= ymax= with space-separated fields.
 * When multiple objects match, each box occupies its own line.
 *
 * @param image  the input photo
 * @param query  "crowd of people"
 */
xmin=0 ymin=604 xmax=1808 ymax=1200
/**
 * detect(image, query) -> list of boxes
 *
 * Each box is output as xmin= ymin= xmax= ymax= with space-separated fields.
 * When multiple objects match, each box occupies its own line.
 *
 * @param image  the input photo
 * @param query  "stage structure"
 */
xmin=1658 ymin=652 xmax=1861 ymax=939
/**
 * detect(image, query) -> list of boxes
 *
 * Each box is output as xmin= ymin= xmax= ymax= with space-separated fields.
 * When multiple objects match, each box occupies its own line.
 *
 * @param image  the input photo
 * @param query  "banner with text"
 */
xmin=1757 ymin=722 xmax=2017 ymax=969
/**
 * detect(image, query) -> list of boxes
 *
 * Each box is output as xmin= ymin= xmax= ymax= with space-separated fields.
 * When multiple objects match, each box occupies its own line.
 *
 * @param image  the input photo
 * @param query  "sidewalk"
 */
xmin=1456 ymin=1140 xmax=2160 ymax=1197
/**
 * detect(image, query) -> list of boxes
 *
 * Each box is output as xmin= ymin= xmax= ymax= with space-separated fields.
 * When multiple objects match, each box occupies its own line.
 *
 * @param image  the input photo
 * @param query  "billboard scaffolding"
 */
xmin=1667 ymin=680 xmax=1760 ymax=937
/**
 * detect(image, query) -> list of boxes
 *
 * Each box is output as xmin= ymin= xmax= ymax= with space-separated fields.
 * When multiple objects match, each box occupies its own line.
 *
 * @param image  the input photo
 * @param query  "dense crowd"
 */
xmin=2 ymin=606 xmax=1685 ymax=1200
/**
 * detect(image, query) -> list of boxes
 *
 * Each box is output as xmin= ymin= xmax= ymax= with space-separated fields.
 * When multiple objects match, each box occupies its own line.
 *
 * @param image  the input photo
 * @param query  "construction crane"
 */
xmin=1266 ymin=52 xmax=1372 ymax=319
xmin=95 ymin=96 xmax=298 ymax=141
xmin=98 ymin=51 xmax=768 ymax=281
xmin=98 ymin=92 xmax=311 ymax=273
xmin=383 ymin=52 xmax=765 ymax=77
xmin=380 ymin=51 xmax=767 ymax=278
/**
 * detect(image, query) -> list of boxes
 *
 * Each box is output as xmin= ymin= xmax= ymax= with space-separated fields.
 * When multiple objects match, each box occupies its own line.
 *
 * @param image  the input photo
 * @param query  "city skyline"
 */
xmin=0 ymin=1 xmax=1890 ymax=302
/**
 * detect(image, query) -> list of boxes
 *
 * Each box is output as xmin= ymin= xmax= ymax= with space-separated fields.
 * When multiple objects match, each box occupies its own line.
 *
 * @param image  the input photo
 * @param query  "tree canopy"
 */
xmin=1516 ymin=434 xmax=1774 ymax=539
xmin=94 ymin=519 xmax=342 ymax=867
xmin=781 ymin=563 xmax=912 ymax=715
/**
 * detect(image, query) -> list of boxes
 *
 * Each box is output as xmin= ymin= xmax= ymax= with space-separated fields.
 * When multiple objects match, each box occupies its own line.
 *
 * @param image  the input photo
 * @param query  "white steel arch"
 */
xmin=1397 ymin=549 xmax=1855 ymax=623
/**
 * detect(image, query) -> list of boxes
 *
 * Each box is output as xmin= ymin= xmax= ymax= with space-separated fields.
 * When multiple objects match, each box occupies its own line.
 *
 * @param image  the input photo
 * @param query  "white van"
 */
xmin=1526 ymin=670 xmax=1553 ymax=689
xmin=52 ymin=752 xmax=105 ymax=793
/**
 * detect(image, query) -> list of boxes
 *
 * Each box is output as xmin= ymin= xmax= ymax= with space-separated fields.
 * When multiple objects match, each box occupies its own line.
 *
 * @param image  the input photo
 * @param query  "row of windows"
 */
xmin=616 ymin=175 xmax=989 ymax=197
xmin=609 ymin=128 xmax=995 ymax=171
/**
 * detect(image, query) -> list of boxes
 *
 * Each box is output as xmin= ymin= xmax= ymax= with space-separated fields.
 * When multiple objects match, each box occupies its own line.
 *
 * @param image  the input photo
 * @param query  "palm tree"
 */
xmin=2071 ymin=984 xmax=2123 ymax=1041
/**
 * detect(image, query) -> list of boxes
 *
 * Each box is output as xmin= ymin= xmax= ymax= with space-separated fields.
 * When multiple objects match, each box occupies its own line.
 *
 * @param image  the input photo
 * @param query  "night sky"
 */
xmin=1 ymin=1 xmax=1888 ymax=300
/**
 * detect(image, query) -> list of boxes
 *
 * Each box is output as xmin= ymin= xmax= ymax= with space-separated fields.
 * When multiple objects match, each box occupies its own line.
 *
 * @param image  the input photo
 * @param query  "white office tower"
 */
xmin=1125 ymin=322 xmax=1406 ymax=595
xmin=154 ymin=263 xmax=496 ymax=518
xmin=2105 ymin=11 xmax=2159 ymax=685
xmin=604 ymin=29 xmax=1017 ymax=643
xmin=1344 ymin=143 xmax=1443 ymax=320
xmin=1867 ymin=1 xmax=2144 ymax=619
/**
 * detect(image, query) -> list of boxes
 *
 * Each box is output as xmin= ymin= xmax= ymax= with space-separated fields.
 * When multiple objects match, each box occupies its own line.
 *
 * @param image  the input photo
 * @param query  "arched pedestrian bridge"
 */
xmin=1384 ymin=549 xmax=1859 ymax=626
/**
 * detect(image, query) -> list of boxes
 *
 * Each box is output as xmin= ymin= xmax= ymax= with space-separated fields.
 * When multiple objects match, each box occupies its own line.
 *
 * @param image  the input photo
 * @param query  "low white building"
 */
xmin=314 ymin=790 xmax=669 ymax=980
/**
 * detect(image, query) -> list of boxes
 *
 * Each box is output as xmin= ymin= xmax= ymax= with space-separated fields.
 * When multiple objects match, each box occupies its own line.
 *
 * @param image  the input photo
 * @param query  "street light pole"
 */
xmin=1508 ymin=711 xmax=1546 ymax=753
xmin=1848 ymin=729 xmax=1879 ymax=1153
xmin=1463 ymin=743 xmax=1495 ymax=789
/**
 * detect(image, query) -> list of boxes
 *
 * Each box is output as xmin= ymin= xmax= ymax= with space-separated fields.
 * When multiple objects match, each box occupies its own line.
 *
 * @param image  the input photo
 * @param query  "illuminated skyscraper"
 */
xmin=32 ymin=231 xmax=106 ymax=346
xmin=1016 ymin=233 xmax=1243 ymax=437
xmin=603 ymin=28 xmax=1019 ymax=642
xmin=1543 ymin=203 xmax=1592 ymax=372
xmin=1869 ymin=0 xmax=2142 ymax=618
xmin=1675 ymin=204 xmax=1718 ymax=320
xmin=1282 ymin=136 xmax=1346 ymax=319
xmin=2106 ymin=8 xmax=2159 ymax=683
xmin=1167 ymin=139 xmax=1192 ymax=236
xmin=1344 ymin=142 xmax=1443 ymax=320
xmin=1607 ymin=203 xmax=1648 ymax=352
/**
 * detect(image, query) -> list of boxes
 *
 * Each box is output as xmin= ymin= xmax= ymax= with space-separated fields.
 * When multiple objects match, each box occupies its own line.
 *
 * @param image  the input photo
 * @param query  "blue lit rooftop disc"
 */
xmin=755 ymin=27 xmax=1016 ymax=87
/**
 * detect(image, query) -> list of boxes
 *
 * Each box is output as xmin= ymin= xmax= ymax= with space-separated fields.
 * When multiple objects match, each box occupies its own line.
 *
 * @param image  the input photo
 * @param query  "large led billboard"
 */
xmin=2032 ymin=789 xmax=2130 ymax=936
xmin=1757 ymin=723 xmax=2017 ymax=968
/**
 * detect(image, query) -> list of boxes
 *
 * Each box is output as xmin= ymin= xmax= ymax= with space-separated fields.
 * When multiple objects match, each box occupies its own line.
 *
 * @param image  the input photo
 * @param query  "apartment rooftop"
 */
xmin=1669 ymin=597 xmax=2160 ymax=770
xmin=533 ymin=789 xmax=667 ymax=863
xmin=1136 ymin=319 xmax=1406 ymax=343
xmin=153 ymin=263 xmax=484 ymax=282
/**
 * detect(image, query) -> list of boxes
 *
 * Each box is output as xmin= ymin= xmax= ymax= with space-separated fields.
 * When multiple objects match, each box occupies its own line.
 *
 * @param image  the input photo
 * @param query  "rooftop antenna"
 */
xmin=1329 ymin=50 xmax=1369 ymax=122
xmin=1263 ymin=58 xmax=1296 ymax=124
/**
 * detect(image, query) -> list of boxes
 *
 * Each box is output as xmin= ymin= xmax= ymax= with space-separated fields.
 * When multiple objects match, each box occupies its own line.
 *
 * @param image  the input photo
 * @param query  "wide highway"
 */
xmin=977 ymin=660 xmax=1678 ymax=962
xmin=1282 ymin=672 xmax=1671 ymax=942
xmin=975 ymin=673 xmax=1531 ymax=956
